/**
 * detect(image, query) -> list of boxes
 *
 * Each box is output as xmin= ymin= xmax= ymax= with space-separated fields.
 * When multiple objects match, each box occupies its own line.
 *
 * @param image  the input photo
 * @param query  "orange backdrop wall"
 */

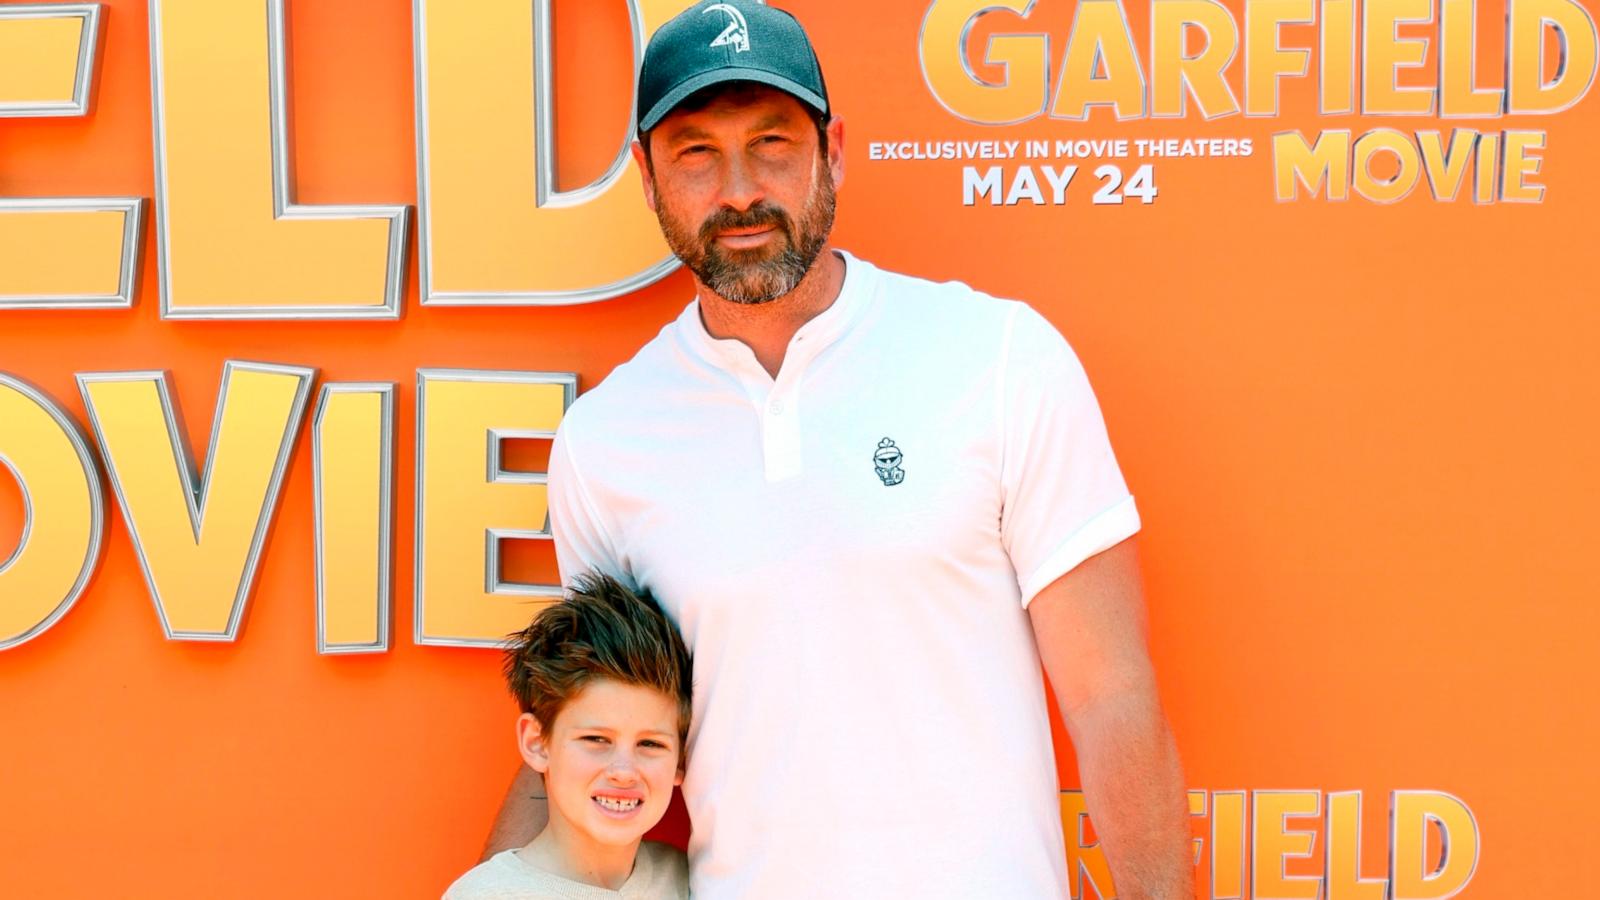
xmin=2 ymin=0 xmax=1596 ymax=896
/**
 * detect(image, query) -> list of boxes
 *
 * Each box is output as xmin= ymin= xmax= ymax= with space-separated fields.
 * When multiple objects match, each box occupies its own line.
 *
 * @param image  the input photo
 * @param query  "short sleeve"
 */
xmin=999 ymin=303 xmax=1140 ymax=606
xmin=547 ymin=425 xmax=631 ymax=590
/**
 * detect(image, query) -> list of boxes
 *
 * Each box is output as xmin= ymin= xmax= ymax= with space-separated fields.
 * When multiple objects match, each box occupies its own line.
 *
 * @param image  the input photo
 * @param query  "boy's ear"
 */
xmin=517 ymin=713 xmax=550 ymax=774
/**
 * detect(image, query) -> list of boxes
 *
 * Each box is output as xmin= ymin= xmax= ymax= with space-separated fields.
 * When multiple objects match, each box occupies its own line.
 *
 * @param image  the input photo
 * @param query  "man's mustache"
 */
xmin=698 ymin=202 xmax=792 ymax=245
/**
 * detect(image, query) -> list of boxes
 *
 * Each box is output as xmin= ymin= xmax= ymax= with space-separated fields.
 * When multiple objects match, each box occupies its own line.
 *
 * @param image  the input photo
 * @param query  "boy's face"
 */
xmin=520 ymin=678 xmax=684 ymax=849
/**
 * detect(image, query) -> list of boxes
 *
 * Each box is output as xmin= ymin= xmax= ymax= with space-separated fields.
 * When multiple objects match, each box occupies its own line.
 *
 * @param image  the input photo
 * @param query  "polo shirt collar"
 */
xmin=674 ymin=249 xmax=875 ymax=375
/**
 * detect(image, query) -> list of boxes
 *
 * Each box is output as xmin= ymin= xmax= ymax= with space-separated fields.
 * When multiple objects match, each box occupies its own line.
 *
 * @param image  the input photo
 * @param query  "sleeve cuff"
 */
xmin=1018 ymin=495 xmax=1141 ymax=608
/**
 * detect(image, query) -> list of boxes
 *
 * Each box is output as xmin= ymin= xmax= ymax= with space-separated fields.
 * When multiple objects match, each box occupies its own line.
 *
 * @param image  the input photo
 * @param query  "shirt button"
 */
xmin=769 ymin=400 xmax=785 ymax=415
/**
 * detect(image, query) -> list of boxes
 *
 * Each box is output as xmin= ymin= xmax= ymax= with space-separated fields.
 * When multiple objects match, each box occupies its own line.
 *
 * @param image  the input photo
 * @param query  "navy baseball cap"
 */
xmin=637 ymin=0 xmax=829 ymax=134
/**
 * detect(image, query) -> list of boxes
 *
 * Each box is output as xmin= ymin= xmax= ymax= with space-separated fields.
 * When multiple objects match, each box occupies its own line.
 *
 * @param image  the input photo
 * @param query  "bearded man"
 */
xmin=485 ymin=2 xmax=1192 ymax=897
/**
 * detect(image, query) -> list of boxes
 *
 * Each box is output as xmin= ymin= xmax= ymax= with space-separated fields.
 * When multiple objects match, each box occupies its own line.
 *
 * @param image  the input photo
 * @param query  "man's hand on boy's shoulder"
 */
xmin=479 ymin=766 xmax=547 ymax=862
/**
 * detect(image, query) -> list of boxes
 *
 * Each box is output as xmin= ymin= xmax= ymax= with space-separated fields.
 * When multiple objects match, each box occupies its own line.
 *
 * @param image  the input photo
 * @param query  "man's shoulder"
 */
xmin=877 ymin=252 xmax=1077 ymax=332
xmin=853 ymin=254 xmax=1047 ymax=365
xmin=864 ymin=256 xmax=1018 ymax=315
xmin=557 ymin=317 xmax=688 ymax=442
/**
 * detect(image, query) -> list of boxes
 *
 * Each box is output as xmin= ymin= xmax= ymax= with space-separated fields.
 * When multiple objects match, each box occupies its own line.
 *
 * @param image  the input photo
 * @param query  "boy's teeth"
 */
xmin=596 ymin=796 xmax=640 ymax=812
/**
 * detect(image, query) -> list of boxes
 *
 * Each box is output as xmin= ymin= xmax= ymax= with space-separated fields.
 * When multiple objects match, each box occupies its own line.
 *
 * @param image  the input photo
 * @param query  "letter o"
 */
xmin=0 ymin=375 xmax=105 ymax=650
xmin=1354 ymin=129 xmax=1422 ymax=203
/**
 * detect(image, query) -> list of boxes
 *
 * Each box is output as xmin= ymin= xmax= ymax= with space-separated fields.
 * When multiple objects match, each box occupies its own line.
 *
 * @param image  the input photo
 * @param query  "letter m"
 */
xmin=1273 ymin=130 xmax=1351 ymax=201
xmin=963 ymin=166 xmax=1004 ymax=206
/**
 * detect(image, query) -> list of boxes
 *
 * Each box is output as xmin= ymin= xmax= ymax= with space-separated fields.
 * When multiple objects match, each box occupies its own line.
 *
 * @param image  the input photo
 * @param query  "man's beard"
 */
xmin=654 ymin=162 xmax=837 ymax=305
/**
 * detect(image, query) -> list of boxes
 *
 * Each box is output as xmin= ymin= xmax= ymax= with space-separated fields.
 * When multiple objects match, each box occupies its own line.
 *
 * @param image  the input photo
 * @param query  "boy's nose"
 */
xmin=605 ymin=755 xmax=639 ymax=783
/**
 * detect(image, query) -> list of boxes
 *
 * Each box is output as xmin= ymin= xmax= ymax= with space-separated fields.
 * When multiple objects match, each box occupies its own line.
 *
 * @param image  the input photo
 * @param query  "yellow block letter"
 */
xmin=1274 ymin=129 xmax=1351 ymax=200
xmin=416 ymin=0 xmax=694 ymax=305
xmin=1363 ymin=0 xmax=1437 ymax=114
xmin=150 ymin=0 xmax=409 ymax=318
xmin=1390 ymin=791 xmax=1480 ymax=899
xmin=1253 ymin=790 xmax=1322 ymax=899
xmin=919 ymin=0 xmax=1049 ymax=125
xmin=0 ymin=3 xmax=97 ymax=114
xmin=1212 ymin=791 xmax=1247 ymax=898
xmin=415 ymin=370 xmax=574 ymax=645
xmin=1245 ymin=0 xmax=1316 ymax=115
xmin=78 ymin=362 xmax=314 ymax=640
xmin=1473 ymin=132 xmax=1500 ymax=203
xmin=1321 ymin=0 xmax=1357 ymax=113
xmin=1508 ymin=0 xmax=1599 ymax=113
xmin=1500 ymin=130 xmax=1547 ymax=201
xmin=1189 ymin=790 xmax=1208 ymax=864
xmin=0 ymin=5 xmax=144 ymax=309
xmin=0 ymin=375 xmax=105 ymax=650
xmin=1418 ymin=129 xmax=1478 ymax=200
xmin=1151 ymin=0 xmax=1241 ymax=118
xmin=1325 ymin=791 xmax=1387 ymax=900
xmin=1353 ymin=128 xmax=1422 ymax=202
xmin=1052 ymin=0 xmax=1148 ymax=119
xmin=1439 ymin=0 xmax=1504 ymax=116
xmin=313 ymin=383 xmax=395 ymax=654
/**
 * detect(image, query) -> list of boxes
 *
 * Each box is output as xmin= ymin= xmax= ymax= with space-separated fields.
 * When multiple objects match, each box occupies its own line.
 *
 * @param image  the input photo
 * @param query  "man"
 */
xmin=487 ymin=1 xmax=1191 ymax=897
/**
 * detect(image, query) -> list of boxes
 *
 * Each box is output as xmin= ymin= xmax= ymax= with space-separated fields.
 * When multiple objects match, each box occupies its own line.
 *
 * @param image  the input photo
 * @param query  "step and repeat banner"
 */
xmin=2 ymin=0 xmax=1595 ymax=896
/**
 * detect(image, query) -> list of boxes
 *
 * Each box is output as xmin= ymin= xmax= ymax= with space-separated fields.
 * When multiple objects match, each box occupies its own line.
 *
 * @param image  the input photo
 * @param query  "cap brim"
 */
xmin=638 ymin=66 xmax=827 ymax=133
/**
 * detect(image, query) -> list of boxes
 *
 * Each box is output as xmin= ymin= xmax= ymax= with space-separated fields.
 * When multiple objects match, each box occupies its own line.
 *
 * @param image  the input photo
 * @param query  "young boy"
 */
xmin=445 ymin=573 xmax=691 ymax=899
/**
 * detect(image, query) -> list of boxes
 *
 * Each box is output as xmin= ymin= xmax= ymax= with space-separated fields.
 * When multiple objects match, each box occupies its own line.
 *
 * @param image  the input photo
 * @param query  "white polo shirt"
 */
xmin=548 ymin=251 xmax=1139 ymax=900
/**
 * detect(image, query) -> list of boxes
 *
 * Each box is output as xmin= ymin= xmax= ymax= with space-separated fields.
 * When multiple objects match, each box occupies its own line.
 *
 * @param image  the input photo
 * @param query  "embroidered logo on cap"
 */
xmin=704 ymin=4 xmax=751 ymax=53
xmin=873 ymin=438 xmax=905 ymax=486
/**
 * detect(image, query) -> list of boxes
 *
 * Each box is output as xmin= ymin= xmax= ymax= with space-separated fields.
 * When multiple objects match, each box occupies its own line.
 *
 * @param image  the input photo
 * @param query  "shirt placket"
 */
xmin=760 ymin=360 xmax=804 ymax=482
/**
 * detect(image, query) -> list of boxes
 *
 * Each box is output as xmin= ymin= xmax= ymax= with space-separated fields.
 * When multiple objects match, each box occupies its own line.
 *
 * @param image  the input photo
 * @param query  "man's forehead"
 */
xmin=654 ymin=84 xmax=812 ymax=138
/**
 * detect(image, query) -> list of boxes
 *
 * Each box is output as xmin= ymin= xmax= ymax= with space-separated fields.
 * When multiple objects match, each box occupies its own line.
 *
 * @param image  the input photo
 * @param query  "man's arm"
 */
xmin=479 ymin=766 xmax=548 ymax=861
xmin=1029 ymin=537 xmax=1193 ymax=900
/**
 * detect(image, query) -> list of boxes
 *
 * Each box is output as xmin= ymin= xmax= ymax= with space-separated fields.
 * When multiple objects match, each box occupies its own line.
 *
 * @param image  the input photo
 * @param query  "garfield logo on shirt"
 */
xmin=873 ymin=437 xmax=905 ymax=486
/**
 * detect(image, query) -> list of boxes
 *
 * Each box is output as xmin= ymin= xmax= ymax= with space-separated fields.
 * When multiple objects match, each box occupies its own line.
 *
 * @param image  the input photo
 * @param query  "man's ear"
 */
xmin=517 ymin=713 xmax=551 ymax=775
xmin=825 ymin=115 xmax=845 ymax=190
xmin=632 ymin=140 xmax=658 ymax=212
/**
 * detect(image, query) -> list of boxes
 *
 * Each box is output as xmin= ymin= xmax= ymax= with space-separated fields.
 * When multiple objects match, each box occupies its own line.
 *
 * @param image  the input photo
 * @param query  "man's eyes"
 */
xmin=676 ymin=136 xmax=788 ymax=158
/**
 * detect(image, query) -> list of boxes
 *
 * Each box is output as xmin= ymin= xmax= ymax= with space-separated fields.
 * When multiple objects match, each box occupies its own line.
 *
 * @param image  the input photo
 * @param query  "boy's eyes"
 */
xmin=577 ymin=734 xmax=671 ymax=750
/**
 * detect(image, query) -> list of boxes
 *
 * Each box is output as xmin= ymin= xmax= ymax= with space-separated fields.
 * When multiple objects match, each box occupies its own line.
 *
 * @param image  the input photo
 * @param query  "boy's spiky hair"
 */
xmin=503 ymin=572 xmax=692 ymax=743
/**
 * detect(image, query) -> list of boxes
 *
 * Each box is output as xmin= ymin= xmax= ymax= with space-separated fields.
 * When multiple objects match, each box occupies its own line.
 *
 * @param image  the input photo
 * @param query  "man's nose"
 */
xmin=718 ymin=153 xmax=764 ymax=212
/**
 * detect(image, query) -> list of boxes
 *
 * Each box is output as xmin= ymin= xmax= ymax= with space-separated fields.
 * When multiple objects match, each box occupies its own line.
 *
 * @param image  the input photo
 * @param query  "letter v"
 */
xmin=78 ymin=361 xmax=314 ymax=640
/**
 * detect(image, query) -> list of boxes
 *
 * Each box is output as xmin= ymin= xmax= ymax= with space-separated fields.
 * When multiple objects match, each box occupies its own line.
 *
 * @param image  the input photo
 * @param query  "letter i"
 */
xmin=1473 ymin=133 xmax=1500 ymax=204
